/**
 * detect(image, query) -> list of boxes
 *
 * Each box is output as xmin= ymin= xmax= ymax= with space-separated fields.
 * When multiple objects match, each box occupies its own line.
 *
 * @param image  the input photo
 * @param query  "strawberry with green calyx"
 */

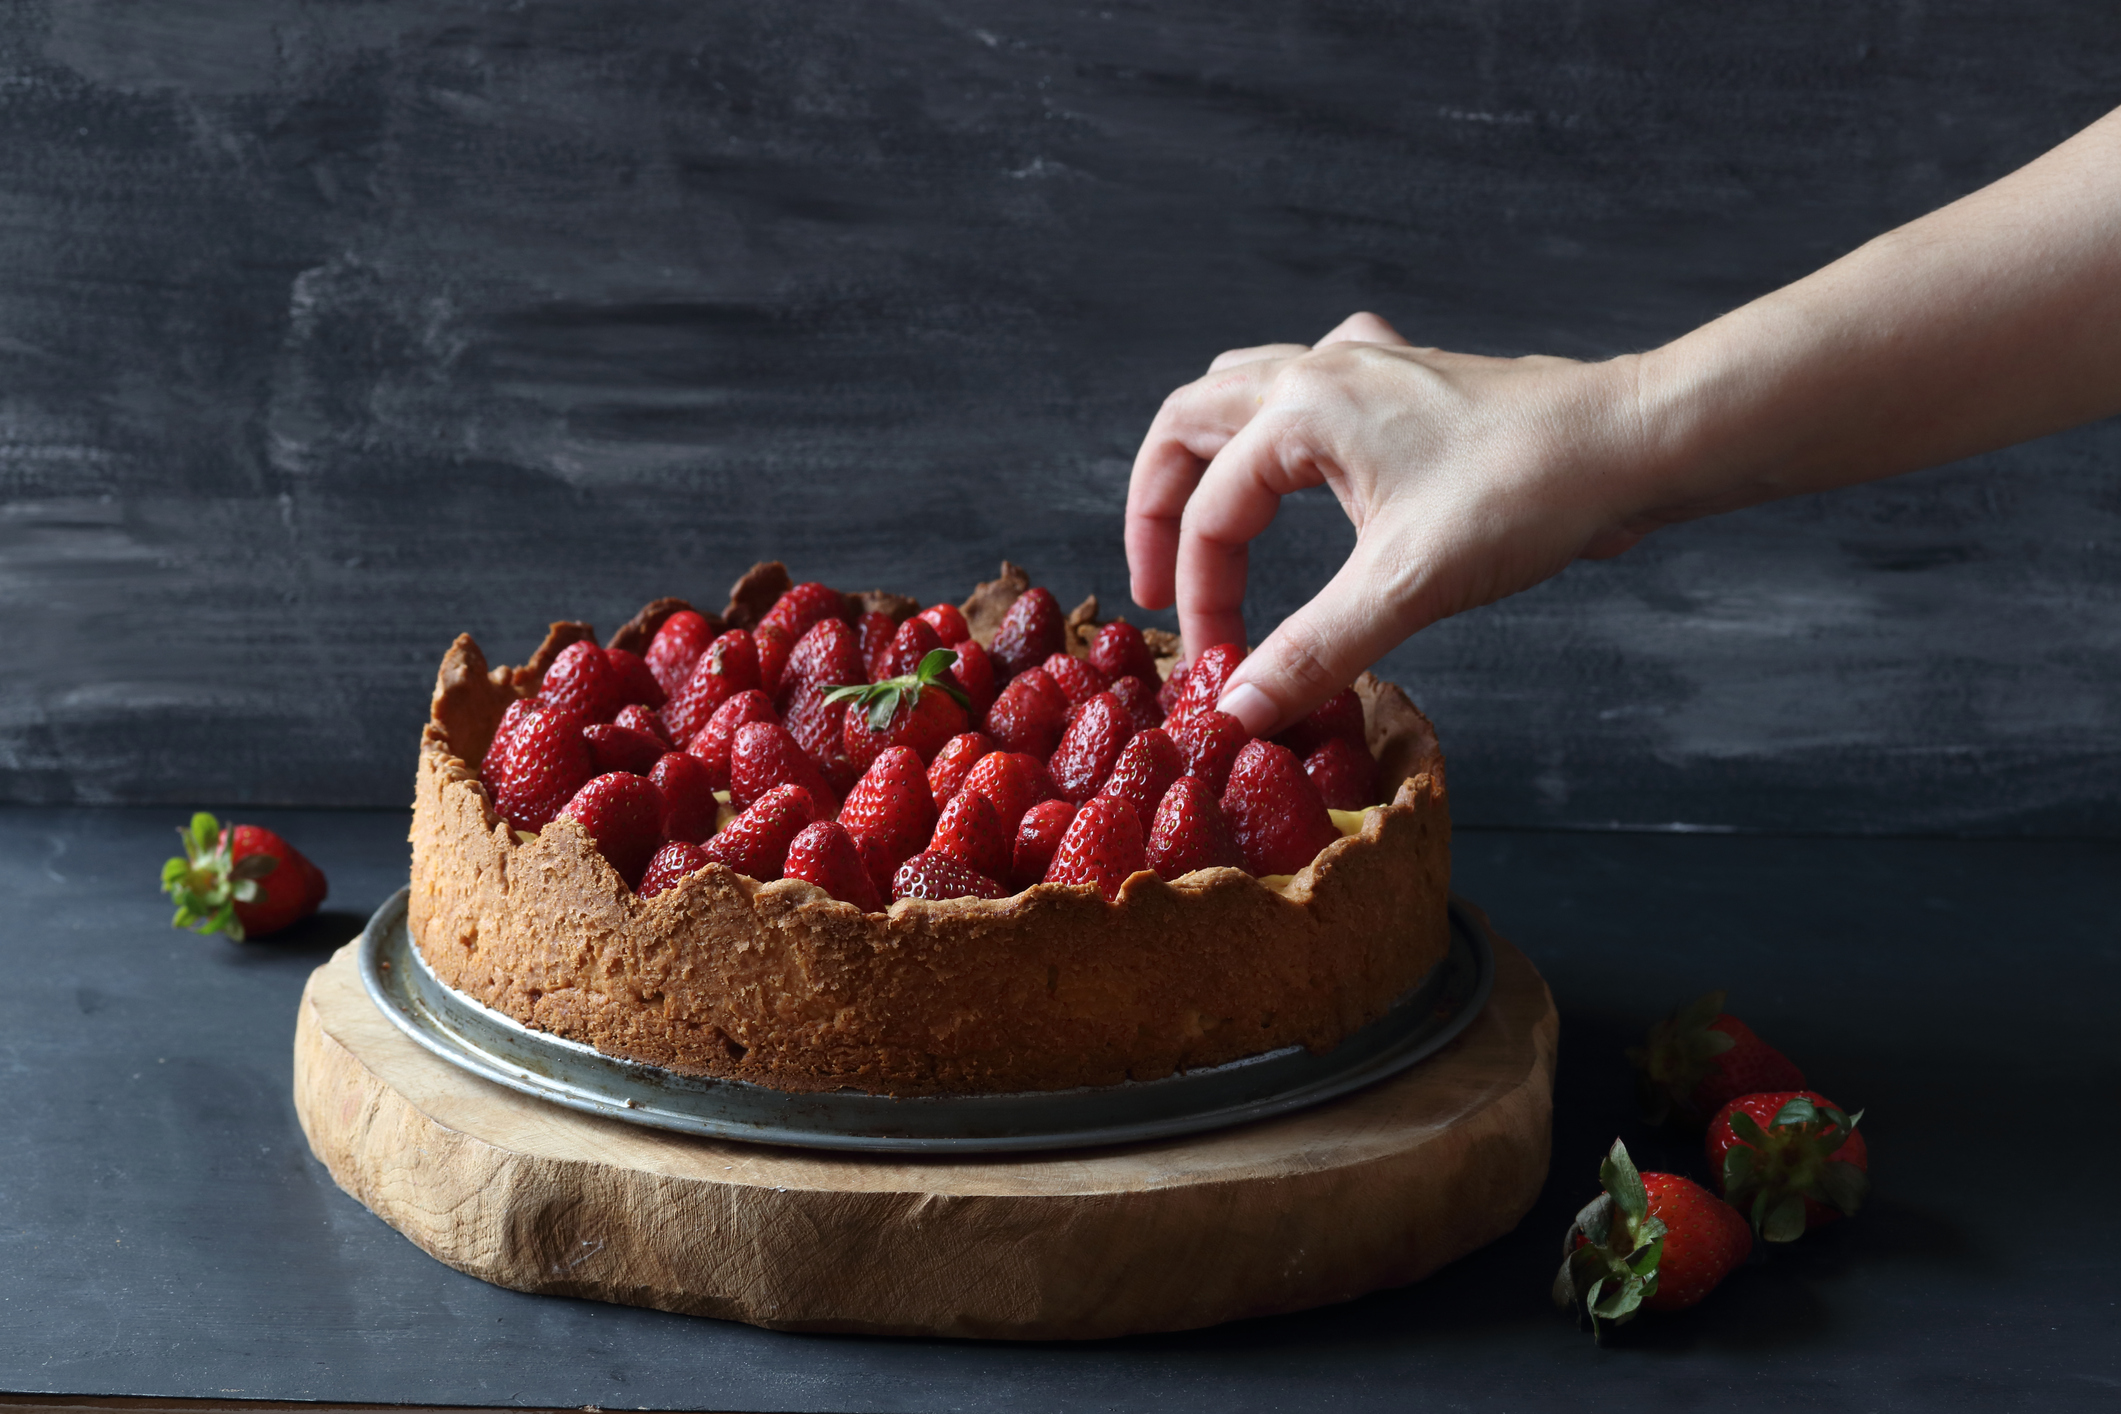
xmin=639 ymin=841 xmax=711 ymax=899
xmin=784 ymin=820 xmax=884 ymax=912
xmin=916 ymin=602 xmax=971 ymax=646
xmin=990 ymin=586 xmax=1065 ymax=681
xmin=1303 ymin=736 xmax=1381 ymax=811
xmin=162 ymin=812 xmax=327 ymax=941
xmin=1012 ymin=798 xmax=1078 ymax=888
xmin=1088 ymin=620 xmax=1159 ymax=688
xmin=1628 ymin=990 xmax=1809 ymax=1125
xmin=1708 ymin=1091 xmax=1869 ymax=1241
xmin=1554 ymin=1139 xmax=1752 ymax=1341
xmin=1108 ymin=675 xmax=1165 ymax=735
xmin=827 ymin=648 xmax=971 ymax=771
xmin=927 ymin=731 xmax=996 ymax=808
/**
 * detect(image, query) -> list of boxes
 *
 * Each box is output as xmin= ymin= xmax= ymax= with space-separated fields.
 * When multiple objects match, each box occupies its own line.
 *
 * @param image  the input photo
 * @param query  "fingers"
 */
xmin=1208 ymin=341 xmax=1309 ymax=372
xmin=1214 ymin=546 xmax=1422 ymax=737
xmin=1315 ymin=310 xmax=1411 ymax=348
xmin=1171 ymin=403 xmax=1326 ymax=658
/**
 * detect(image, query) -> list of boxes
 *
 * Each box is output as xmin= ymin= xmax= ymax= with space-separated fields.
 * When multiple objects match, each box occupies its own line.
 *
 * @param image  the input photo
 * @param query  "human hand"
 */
xmin=1125 ymin=311 xmax=1655 ymax=736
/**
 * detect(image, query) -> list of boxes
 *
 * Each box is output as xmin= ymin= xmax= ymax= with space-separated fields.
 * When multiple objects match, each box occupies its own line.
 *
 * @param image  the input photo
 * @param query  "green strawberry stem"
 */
xmin=1624 ymin=989 xmax=1737 ymax=1125
xmin=1553 ymin=1139 xmax=1667 ymax=1342
xmin=1722 ymin=1094 xmax=1868 ymax=1242
xmin=823 ymin=647 xmax=969 ymax=730
xmin=160 ymin=811 xmax=277 ymax=942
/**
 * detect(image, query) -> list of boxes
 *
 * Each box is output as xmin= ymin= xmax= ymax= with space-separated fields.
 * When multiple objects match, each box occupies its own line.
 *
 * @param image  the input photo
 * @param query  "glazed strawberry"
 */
xmin=1170 ymin=708 xmax=1250 ymax=795
xmin=638 ymin=840 xmax=710 ymax=899
xmin=728 ymin=721 xmax=839 ymax=814
xmin=649 ymin=751 xmax=721 ymax=844
xmin=558 ymin=772 xmax=665 ymax=889
xmin=1273 ymin=686 xmax=1365 ymax=757
xmin=1627 ymin=991 xmax=1810 ymax=1125
xmin=1707 ymin=1092 xmax=1869 ymax=1241
xmin=162 ymin=812 xmax=328 ymax=941
xmin=957 ymin=751 xmax=1058 ymax=833
xmin=916 ymin=602 xmax=970 ymax=645
xmin=1107 ymin=674 xmax=1165 ymax=735
xmin=702 ymin=783 xmax=821 ymax=882
xmin=776 ymin=618 xmax=865 ymax=710
xmin=1041 ymin=652 xmax=1109 ymax=706
xmin=856 ymin=610 xmax=900 ymax=683
xmin=830 ymin=648 xmax=971 ymax=771
xmin=660 ymin=629 xmax=759 ymax=745
xmin=837 ymin=746 xmax=939 ymax=895
xmin=1146 ymin=776 xmax=1244 ymax=878
xmin=685 ymin=689 xmax=776 ymax=790
xmin=700 ymin=628 xmax=761 ymax=694
xmin=614 ymin=704 xmax=669 ymax=746
xmin=927 ymin=731 xmax=996 ymax=807
xmin=780 ymin=680 xmax=853 ymax=778
xmin=1093 ymin=727 xmax=1182 ymax=831
xmin=881 ymin=617 xmax=945 ymax=680
xmin=1221 ymin=740 xmax=1340 ymax=876
xmin=990 ymin=586 xmax=1065 ymax=680
xmin=783 ymin=820 xmax=884 ymax=911
xmin=481 ymin=700 xmax=593 ymax=833
xmin=1043 ymin=795 xmax=1146 ymax=901
xmin=1555 ymin=1140 xmax=1752 ymax=1340
xmin=1015 ymin=664 xmax=1069 ymax=716
xmin=947 ymin=637 xmax=998 ymax=719
xmin=1169 ymin=643 xmax=1246 ymax=722
xmin=1088 ymin=620 xmax=1159 ymax=687
xmin=928 ymin=786 xmax=1011 ymax=883
xmin=645 ymin=609 xmax=716 ymax=697
xmin=983 ymin=672 xmax=1067 ymax=758
xmin=1048 ymin=692 xmax=1134 ymax=802
xmin=583 ymin=721 xmax=666 ymax=777
xmin=753 ymin=622 xmax=794 ymax=698
xmin=1303 ymin=736 xmax=1381 ymax=810
xmin=758 ymin=581 xmax=849 ymax=641
xmin=893 ymin=850 xmax=1008 ymax=903
xmin=539 ymin=640 xmax=632 ymax=724
xmin=1011 ymin=798 xmax=1078 ymax=888
xmin=1157 ymin=660 xmax=1191 ymax=716
xmin=603 ymin=647 xmax=667 ymax=711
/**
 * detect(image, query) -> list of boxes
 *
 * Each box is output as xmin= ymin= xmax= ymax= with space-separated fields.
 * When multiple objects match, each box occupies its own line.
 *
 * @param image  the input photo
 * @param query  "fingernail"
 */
xmin=1217 ymin=682 xmax=1278 ymax=737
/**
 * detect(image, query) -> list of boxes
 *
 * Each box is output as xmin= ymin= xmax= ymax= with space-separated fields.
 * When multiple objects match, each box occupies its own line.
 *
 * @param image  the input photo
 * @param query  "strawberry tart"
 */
xmin=409 ymin=562 xmax=1451 ymax=1097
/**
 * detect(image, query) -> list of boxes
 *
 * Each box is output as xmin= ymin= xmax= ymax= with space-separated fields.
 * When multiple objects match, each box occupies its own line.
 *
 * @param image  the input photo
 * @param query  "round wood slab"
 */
xmin=292 ymin=921 xmax=1557 ymax=1341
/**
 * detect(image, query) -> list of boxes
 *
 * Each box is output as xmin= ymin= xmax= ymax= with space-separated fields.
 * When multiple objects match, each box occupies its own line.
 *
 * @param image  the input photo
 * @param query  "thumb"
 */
xmin=1213 ymin=546 xmax=1426 ymax=737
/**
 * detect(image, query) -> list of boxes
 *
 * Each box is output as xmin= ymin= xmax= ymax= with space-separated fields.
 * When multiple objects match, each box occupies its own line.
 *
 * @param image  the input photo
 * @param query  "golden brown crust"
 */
xmin=720 ymin=561 xmax=793 ymax=630
xmin=409 ymin=593 xmax=1454 ymax=1098
xmin=850 ymin=589 xmax=921 ymax=623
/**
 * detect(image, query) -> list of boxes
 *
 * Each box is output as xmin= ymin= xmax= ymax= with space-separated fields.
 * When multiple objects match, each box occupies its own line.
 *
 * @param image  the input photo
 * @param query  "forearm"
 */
xmin=1621 ymin=106 xmax=2121 ymax=528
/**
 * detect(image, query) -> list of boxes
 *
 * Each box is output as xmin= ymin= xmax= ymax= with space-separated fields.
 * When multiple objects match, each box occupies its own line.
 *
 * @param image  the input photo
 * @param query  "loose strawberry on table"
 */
xmin=1554 ymin=1139 xmax=1753 ymax=1340
xmin=557 ymin=772 xmax=664 ymax=889
xmin=1707 ymin=1091 xmax=1869 ymax=1241
xmin=1627 ymin=990 xmax=1810 ymax=1125
xmin=162 ymin=812 xmax=329 ymax=941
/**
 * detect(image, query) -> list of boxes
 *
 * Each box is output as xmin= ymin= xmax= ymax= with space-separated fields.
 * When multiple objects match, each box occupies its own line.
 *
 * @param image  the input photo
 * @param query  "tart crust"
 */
xmin=407 ymin=568 xmax=1452 ymax=1097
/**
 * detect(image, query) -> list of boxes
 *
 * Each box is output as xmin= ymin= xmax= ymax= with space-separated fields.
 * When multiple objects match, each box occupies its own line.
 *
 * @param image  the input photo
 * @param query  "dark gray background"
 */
xmin=3 ymin=1 xmax=2116 ymax=834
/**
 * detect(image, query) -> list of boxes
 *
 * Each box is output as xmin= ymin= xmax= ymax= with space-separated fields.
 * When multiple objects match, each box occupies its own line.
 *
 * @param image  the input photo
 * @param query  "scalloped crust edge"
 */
xmin=408 ymin=616 xmax=1452 ymax=1097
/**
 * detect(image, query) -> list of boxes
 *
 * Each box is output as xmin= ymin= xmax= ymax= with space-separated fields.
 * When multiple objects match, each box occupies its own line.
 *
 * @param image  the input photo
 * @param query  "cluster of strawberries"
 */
xmin=1554 ymin=992 xmax=1871 ymax=1339
xmin=476 ymin=578 xmax=1383 ymax=911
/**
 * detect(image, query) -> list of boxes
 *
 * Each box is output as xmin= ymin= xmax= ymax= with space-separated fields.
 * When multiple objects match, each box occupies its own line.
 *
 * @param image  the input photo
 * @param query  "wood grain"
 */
xmin=292 ymin=931 xmax=1557 ymax=1340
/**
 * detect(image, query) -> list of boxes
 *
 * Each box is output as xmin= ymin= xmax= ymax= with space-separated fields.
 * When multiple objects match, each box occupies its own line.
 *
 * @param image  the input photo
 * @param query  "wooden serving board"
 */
xmin=292 ymin=927 xmax=1557 ymax=1341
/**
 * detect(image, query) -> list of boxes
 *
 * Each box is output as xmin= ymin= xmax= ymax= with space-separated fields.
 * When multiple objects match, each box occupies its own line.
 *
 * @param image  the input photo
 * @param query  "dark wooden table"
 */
xmin=3 ymin=805 xmax=2115 ymax=1412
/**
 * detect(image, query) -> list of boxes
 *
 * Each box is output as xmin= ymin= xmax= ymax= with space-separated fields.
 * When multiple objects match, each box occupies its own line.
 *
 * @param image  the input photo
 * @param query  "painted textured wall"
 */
xmin=2 ymin=1 xmax=2116 ymax=833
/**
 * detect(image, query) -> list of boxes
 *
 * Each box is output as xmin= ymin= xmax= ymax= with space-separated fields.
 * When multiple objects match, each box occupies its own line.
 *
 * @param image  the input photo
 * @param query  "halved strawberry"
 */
xmin=1096 ymin=727 xmax=1184 ymax=834
xmin=829 ymin=648 xmax=971 ymax=771
xmin=1707 ymin=1092 xmax=1869 ymax=1241
xmin=929 ymin=786 xmax=1011 ymax=883
xmin=990 ymin=586 xmax=1064 ymax=680
xmin=639 ymin=841 xmax=711 ymax=899
xmin=728 ymin=721 xmax=839 ymax=813
xmin=1303 ymin=736 xmax=1381 ymax=810
xmin=161 ymin=813 xmax=328 ymax=941
xmin=481 ymin=700 xmax=593 ymax=833
xmin=558 ymin=772 xmax=665 ymax=889
xmin=650 ymin=751 xmax=721 ymax=844
xmin=1088 ymin=620 xmax=1159 ymax=687
xmin=1273 ymin=686 xmax=1365 ymax=757
xmin=927 ymin=731 xmax=996 ymax=807
xmin=1048 ymin=692 xmax=1134 ymax=802
xmin=702 ymin=783 xmax=821 ymax=882
xmin=645 ymin=610 xmax=716 ymax=697
xmin=1169 ymin=642 xmax=1246 ymax=722
xmin=1170 ymin=708 xmax=1251 ymax=796
xmin=857 ymin=610 xmax=900 ymax=683
xmin=1108 ymin=675 xmax=1165 ymax=735
xmin=539 ymin=641 xmax=632 ymax=725
xmin=584 ymin=721 xmax=667 ymax=777
xmin=1043 ymin=795 xmax=1145 ymax=901
xmin=759 ymin=581 xmax=850 ymax=641
xmin=684 ymin=689 xmax=776 ymax=791
xmin=1041 ymin=652 xmax=1109 ymax=707
xmin=1011 ymin=798 xmax=1078 ymax=889
xmin=837 ymin=746 xmax=938 ymax=895
xmin=893 ymin=850 xmax=1008 ymax=902
xmin=984 ymin=672 xmax=1067 ymax=758
xmin=1220 ymin=739 xmax=1339 ymax=876
xmin=1146 ymin=776 xmax=1244 ymax=878
xmin=917 ymin=602 xmax=971 ymax=646
xmin=1627 ymin=991 xmax=1810 ymax=1126
xmin=783 ymin=820 xmax=884 ymax=911
xmin=957 ymin=751 xmax=1058 ymax=834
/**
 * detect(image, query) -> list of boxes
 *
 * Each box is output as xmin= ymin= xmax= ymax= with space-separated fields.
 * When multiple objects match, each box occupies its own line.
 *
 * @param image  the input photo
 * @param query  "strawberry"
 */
xmin=927 ymin=731 xmax=996 ymax=807
xmin=780 ymin=680 xmax=854 ymax=778
xmin=917 ymin=602 xmax=971 ymax=645
xmin=829 ymin=648 xmax=971 ymax=771
xmin=645 ymin=610 xmax=716 ymax=697
xmin=881 ymin=616 xmax=944 ymax=680
xmin=1088 ymin=620 xmax=1159 ymax=687
xmin=1097 ymin=727 xmax=1184 ymax=834
xmin=783 ymin=820 xmax=884 ymax=911
xmin=1303 ymin=736 xmax=1382 ymax=811
xmin=957 ymin=750 xmax=1058 ymax=834
xmin=1011 ymin=799 xmax=1078 ymax=889
xmin=1016 ymin=664 xmax=1069 ymax=716
xmin=1041 ymin=652 xmax=1109 ymax=707
xmin=1048 ymin=692 xmax=1134 ymax=802
xmin=1107 ymin=674 xmax=1165 ymax=734
xmin=1707 ymin=1092 xmax=1869 ymax=1242
xmin=639 ymin=840 xmax=710 ymax=899
xmin=558 ymin=772 xmax=665 ymax=889
xmin=649 ymin=751 xmax=721 ymax=844
xmin=583 ymin=721 xmax=666 ymax=777
xmin=1554 ymin=1140 xmax=1752 ymax=1340
xmin=603 ymin=646 xmax=667 ymax=711
xmin=1043 ymin=795 xmax=1146 ymax=901
xmin=539 ymin=640 xmax=632 ymax=724
xmin=702 ymin=783 xmax=821 ymax=882
xmin=947 ymin=637 xmax=998 ymax=719
xmin=1157 ymin=660 xmax=1191 ymax=716
xmin=990 ymin=586 xmax=1064 ymax=680
xmin=161 ymin=812 xmax=328 ymax=941
xmin=1220 ymin=739 xmax=1340 ymax=876
xmin=684 ymin=689 xmax=776 ymax=790
xmin=893 ymin=850 xmax=1008 ymax=903
xmin=753 ymin=622 xmax=794 ymax=699
xmin=777 ymin=618 xmax=864 ymax=705
xmin=481 ymin=700 xmax=593 ymax=833
xmin=1273 ymin=685 xmax=1366 ymax=756
xmin=614 ymin=703 xmax=670 ymax=746
xmin=1170 ymin=708 xmax=1250 ymax=796
xmin=1146 ymin=776 xmax=1244 ymax=878
xmin=983 ymin=672 xmax=1067 ymax=758
xmin=928 ymin=786 xmax=1011 ymax=882
xmin=758 ymin=581 xmax=849 ymax=641
xmin=660 ymin=629 xmax=759 ymax=745
xmin=1169 ymin=643 xmax=1247 ymax=723
xmin=857 ymin=610 xmax=900 ymax=683
xmin=1627 ymin=991 xmax=1810 ymax=1126
xmin=702 ymin=628 xmax=761 ymax=693
xmin=728 ymin=721 xmax=839 ymax=814
xmin=837 ymin=746 xmax=938 ymax=895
